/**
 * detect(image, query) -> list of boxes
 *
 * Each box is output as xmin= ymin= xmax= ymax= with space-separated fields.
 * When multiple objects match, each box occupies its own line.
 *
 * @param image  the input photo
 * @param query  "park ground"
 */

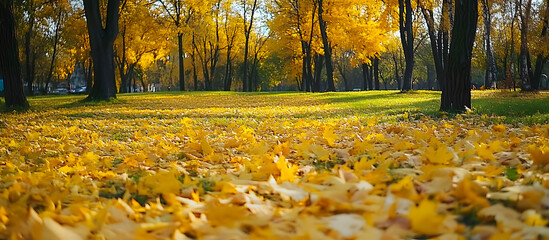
xmin=1 ymin=90 xmax=549 ymax=239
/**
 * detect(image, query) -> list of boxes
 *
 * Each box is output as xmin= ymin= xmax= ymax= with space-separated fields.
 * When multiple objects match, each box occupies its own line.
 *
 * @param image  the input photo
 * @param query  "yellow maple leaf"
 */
xmin=492 ymin=124 xmax=506 ymax=133
xmin=323 ymin=125 xmax=338 ymax=147
xmin=483 ymin=165 xmax=505 ymax=177
xmin=275 ymin=156 xmax=298 ymax=182
xmin=423 ymin=144 xmax=454 ymax=164
xmin=523 ymin=209 xmax=549 ymax=226
xmin=408 ymin=199 xmax=446 ymax=236
xmin=308 ymin=144 xmax=330 ymax=161
xmin=390 ymin=176 xmax=418 ymax=199
xmin=199 ymin=135 xmax=213 ymax=156
xmin=205 ymin=203 xmax=248 ymax=227
xmin=529 ymin=144 xmax=549 ymax=166
xmin=139 ymin=170 xmax=183 ymax=195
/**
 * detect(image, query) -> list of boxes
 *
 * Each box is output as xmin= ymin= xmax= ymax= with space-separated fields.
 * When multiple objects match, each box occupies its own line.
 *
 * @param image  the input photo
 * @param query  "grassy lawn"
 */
xmin=1 ymin=90 xmax=549 ymax=239
xmin=15 ymin=90 xmax=549 ymax=125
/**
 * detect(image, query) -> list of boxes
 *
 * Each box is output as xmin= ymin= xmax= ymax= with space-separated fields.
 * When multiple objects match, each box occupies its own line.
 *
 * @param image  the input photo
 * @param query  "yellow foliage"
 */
xmin=408 ymin=200 xmax=448 ymax=236
xmin=0 ymin=93 xmax=547 ymax=239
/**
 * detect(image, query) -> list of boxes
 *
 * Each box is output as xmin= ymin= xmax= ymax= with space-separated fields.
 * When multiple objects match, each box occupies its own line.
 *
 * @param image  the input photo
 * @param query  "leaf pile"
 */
xmin=1 ymin=93 xmax=549 ymax=239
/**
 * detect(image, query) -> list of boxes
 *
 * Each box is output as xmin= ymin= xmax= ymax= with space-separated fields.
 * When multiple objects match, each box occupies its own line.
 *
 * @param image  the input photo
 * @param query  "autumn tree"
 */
xmin=518 ymin=0 xmax=533 ymax=90
xmin=398 ymin=0 xmax=414 ymax=91
xmin=316 ymin=0 xmax=335 ymax=91
xmin=440 ymin=0 xmax=478 ymax=111
xmin=222 ymin=3 xmax=241 ymax=91
xmin=0 ymin=0 xmax=29 ymax=109
xmin=419 ymin=0 xmax=452 ymax=90
xmin=531 ymin=0 xmax=549 ymax=90
xmin=480 ymin=0 xmax=497 ymax=89
xmin=116 ymin=0 xmax=170 ymax=93
xmin=158 ymin=0 xmax=203 ymax=91
xmin=17 ymin=0 xmax=42 ymax=95
xmin=241 ymin=0 xmax=259 ymax=92
xmin=42 ymin=0 xmax=71 ymax=94
xmin=83 ymin=0 xmax=120 ymax=101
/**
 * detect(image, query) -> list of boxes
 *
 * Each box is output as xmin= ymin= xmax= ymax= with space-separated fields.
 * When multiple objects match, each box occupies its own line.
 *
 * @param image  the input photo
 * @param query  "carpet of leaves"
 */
xmin=1 ymin=93 xmax=549 ymax=240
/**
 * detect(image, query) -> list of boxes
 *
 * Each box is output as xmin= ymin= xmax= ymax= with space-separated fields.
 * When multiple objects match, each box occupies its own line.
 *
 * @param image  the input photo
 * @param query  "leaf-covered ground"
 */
xmin=1 ymin=91 xmax=549 ymax=239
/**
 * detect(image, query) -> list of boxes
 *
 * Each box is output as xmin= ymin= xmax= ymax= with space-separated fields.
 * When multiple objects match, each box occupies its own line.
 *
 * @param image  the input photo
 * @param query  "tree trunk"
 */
xmin=118 ymin=24 xmax=128 ymax=93
xmin=393 ymin=53 xmax=401 ymax=89
xmin=86 ymin=60 xmax=93 ymax=93
xmin=1 ymin=0 xmax=29 ymax=109
xmin=242 ymin=0 xmax=258 ymax=92
xmin=362 ymin=63 xmax=370 ymax=90
xmin=313 ymin=54 xmax=324 ymax=92
xmin=374 ymin=57 xmax=380 ymax=90
xmin=83 ymin=0 xmax=120 ymax=101
xmin=178 ymin=33 xmax=186 ymax=91
xmin=482 ymin=0 xmax=497 ymax=89
xmin=301 ymin=41 xmax=309 ymax=92
xmin=399 ymin=0 xmax=414 ymax=91
xmin=421 ymin=6 xmax=446 ymax=91
xmin=24 ymin=1 xmax=36 ymax=95
xmin=317 ymin=0 xmax=335 ymax=92
xmin=45 ymin=10 xmax=63 ymax=95
xmin=532 ymin=0 xmax=549 ymax=90
xmin=519 ymin=0 xmax=533 ymax=90
xmin=223 ymin=46 xmax=233 ymax=91
xmin=440 ymin=0 xmax=478 ymax=112
xmin=337 ymin=62 xmax=349 ymax=91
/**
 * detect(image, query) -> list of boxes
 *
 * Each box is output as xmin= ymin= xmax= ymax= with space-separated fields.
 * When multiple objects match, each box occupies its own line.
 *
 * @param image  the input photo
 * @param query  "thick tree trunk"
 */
xmin=86 ymin=60 xmax=93 ymax=93
xmin=301 ymin=41 xmax=309 ymax=92
xmin=242 ymin=0 xmax=258 ymax=92
xmin=305 ymin=4 xmax=316 ymax=92
xmin=118 ymin=24 xmax=128 ymax=93
xmin=374 ymin=57 xmax=380 ymax=90
xmin=313 ymin=54 xmax=324 ymax=92
xmin=393 ymin=53 xmax=401 ymax=89
xmin=83 ymin=0 xmax=120 ymax=101
xmin=317 ymin=0 xmax=335 ymax=92
xmin=399 ymin=0 xmax=414 ymax=91
xmin=223 ymin=47 xmax=233 ymax=91
xmin=178 ymin=33 xmax=185 ymax=91
xmin=0 ymin=0 xmax=29 ymax=109
xmin=336 ymin=62 xmax=349 ymax=91
xmin=440 ymin=0 xmax=478 ymax=112
xmin=362 ymin=63 xmax=370 ymax=90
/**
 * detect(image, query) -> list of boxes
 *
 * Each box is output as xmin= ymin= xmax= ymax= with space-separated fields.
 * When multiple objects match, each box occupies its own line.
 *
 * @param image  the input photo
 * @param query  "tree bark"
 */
xmin=242 ymin=0 xmax=258 ymax=92
xmin=519 ymin=0 xmax=533 ymax=90
xmin=0 ymin=0 xmax=29 ymax=109
xmin=117 ymin=23 xmax=128 ymax=93
xmin=83 ymin=0 xmax=120 ymax=101
xmin=313 ymin=54 xmax=324 ymax=92
xmin=317 ymin=0 xmax=335 ymax=92
xmin=440 ymin=0 xmax=478 ymax=112
xmin=374 ymin=57 xmax=380 ymax=90
xmin=399 ymin=0 xmax=414 ymax=91
xmin=362 ymin=63 xmax=370 ymax=90
xmin=178 ymin=33 xmax=186 ymax=91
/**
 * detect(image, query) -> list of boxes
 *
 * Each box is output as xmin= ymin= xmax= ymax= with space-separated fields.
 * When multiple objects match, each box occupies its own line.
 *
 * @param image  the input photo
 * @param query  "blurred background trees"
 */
xmin=0 ymin=0 xmax=547 ymax=97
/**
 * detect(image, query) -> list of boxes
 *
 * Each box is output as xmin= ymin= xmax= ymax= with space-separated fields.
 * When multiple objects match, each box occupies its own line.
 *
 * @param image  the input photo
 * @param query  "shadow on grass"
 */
xmin=55 ymin=98 xmax=127 ymax=110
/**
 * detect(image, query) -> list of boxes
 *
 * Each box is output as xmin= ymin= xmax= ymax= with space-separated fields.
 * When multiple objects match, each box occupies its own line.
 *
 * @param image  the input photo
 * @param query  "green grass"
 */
xmin=5 ymin=90 xmax=549 ymax=125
